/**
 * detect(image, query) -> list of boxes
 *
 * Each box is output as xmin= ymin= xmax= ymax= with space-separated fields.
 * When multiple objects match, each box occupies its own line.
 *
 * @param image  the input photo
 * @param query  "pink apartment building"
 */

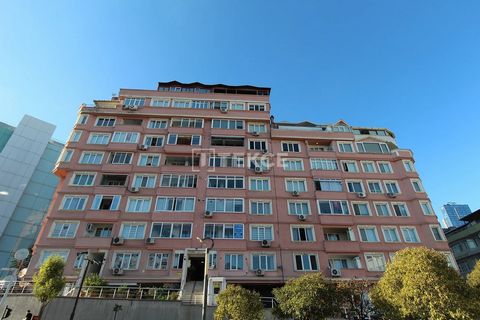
xmin=27 ymin=81 xmax=453 ymax=298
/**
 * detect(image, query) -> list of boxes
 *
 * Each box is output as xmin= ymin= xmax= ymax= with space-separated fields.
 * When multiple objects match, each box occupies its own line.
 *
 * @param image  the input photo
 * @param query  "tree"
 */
xmin=273 ymin=273 xmax=339 ymax=320
xmin=467 ymin=259 xmax=480 ymax=291
xmin=370 ymin=247 xmax=477 ymax=320
xmin=33 ymin=255 xmax=66 ymax=319
xmin=83 ymin=273 xmax=107 ymax=287
xmin=336 ymin=279 xmax=377 ymax=319
xmin=214 ymin=285 xmax=264 ymax=320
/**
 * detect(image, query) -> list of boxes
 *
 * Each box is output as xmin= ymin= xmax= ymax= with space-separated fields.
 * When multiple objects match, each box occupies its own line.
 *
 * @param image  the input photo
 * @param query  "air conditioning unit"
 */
xmin=138 ymin=144 xmax=149 ymax=151
xmin=145 ymin=238 xmax=155 ymax=245
xmin=254 ymin=166 xmax=263 ymax=174
xmin=112 ymin=268 xmax=124 ymax=276
xmin=356 ymin=192 xmax=366 ymax=198
xmin=330 ymin=268 xmax=341 ymax=277
xmin=261 ymin=240 xmax=271 ymax=248
xmin=204 ymin=211 xmax=213 ymax=218
xmin=111 ymin=237 xmax=124 ymax=245
xmin=220 ymin=105 xmax=228 ymax=113
xmin=387 ymin=192 xmax=397 ymax=198
xmin=262 ymin=149 xmax=268 ymax=154
xmin=291 ymin=191 xmax=300 ymax=197
xmin=209 ymin=264 xmax=216 ymax=270
xmin=251 ymin=131 xmax=259 ymax=136
xmin=255 ymin=269 xmax=264 ymax=277
xmin=129 ymin=187 xmax=140 ymax=193
xmin=86 ymin=223 xmax=94 ymax=233
xmin=122 ymin=105 xmax=129 ymax=110
xmin=298 ymin=214 xmax=306 ymax=221
xmin=129 ymin=105 xmax=139 ymax=111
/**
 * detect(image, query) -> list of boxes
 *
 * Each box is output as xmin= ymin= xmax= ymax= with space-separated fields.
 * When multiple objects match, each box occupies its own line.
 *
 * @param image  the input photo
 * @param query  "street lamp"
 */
xmin=197 ymin=237 xmax=214 ymax=320
xmin=69 ymin=252 xmax=100 ymax=320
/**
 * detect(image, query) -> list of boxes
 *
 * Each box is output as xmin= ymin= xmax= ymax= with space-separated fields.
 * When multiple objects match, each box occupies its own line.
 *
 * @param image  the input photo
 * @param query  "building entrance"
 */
xmin=187 ymin=257 xmax=205 ymax=281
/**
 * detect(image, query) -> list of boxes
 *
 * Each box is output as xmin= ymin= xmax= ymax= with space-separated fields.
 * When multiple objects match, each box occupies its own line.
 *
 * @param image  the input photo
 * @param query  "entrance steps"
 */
xmin=181 ymin=281 xmax=204 ymax=305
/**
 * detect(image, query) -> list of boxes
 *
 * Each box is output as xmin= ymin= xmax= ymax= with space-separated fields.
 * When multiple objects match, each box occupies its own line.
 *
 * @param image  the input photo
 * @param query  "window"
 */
xmin=384 ymin=181 xmax=400 ymax=194
xmin=138 ymin=154 xmax=161 ymax=167
xmin=204 ymin=223 xmax=244 ymax=239
xmin=70 ymin=173 xmax=95 ymax=186
xmin=108 ymin=152 xmax=133 ymax=164
xmin=374 ymin=203 xmax=391 ymax=217
xmin=466 ymin=239 xmax=478 ymax=249
xmin=252 ymin=254 xmax=275 ymax=271
xmin=411 ymin=179 xmax=424 ymax=192
xmin=392 ymin=203 xmax=409 ymax=217
xmin=76 ymin=114 xmax=88 ymax=125
xmin=249 ymin=157 xmax=269 ymax=171
xmin=170 ymin=118 xmax=203 ymax=128
xmin=124 ymin=97 xmax=145 ymax=107
xmin=250 ymin=201 xmax=272 ymax=215
xmin=294 ymin=254 xmax=319 ymax=271
xmin=364 ymin=253 xmax=386 ymax=271
xmin=121 ymin=223 xmax=146 ymax=239
xmin=358 ymin=226 xmax=379 ymax=242
xmin=211 ymin=119 xmax=244 ymax=130
xmin=58 ymin=149 xmax=74 ymax=163
xmin=79 ymin=152 xmax=104 ymax=165
xmin=248 ymin=123 xmax=267 ymax=133
xmin=367 ymin=181 xmax=383 ymax=194
xmin=356 ymin=142 xmax=389 ymax=154
xmin=209 ymin=155 xmax=244 ymax=168
xmin=250 ymin=225 xmax=274 ymax=241
xmin=208 ymin=176 xmax=244 ymax=189
xmin=225 ymin=254 xmax=243 ymax=270
xmin=342 ymin=161 xmax=359 ymax=173
xmin=352 ymin=202 xmax=371 ymax=216
xmin=147 ymin=253 xmax=169 ymax=270
xmin=133 ymin=174 xmax=157 ymax=188
xmin=100 ymin=174 xmax=127 ymax=186
xmin=346 ymin=181 xmax=364 ymax=193
xmin=50 ymin=221 xmax=79 ymax=238
xmin=285 ymin=179 xmax=307 ymax=192
xmin=172 ymin=100 xmax=190 ymax=108
xmin=87 ymin=133 xmax=110 ymax=145
xmin=338 ymin=142 xmax=354 ymax=153
xmin=211 ymin=136 xmax=245 ymax=147
xmin=147 ymin=119 xmax=168 ymax=129
xmin=317 ymin=200 xmax=349 ymax=215
xmin=150 ymin=223 xmax=192 ymax=238
xmin=38 ymin=250 xmax=69 ymax=266
xmin=377 ymin=162 xmax=393 ymax=174
xmin=291 ymin=226 xmax=315 ymax=242
xmin=123 ymin=119 xmax=143 ymax=126
xmin=111 ymin=132 xmax=139 ymax=144
xmin=112 ymin=252 xmax=140 ymax=270
xmin=442 ymin=252 xmax=458 ymax=269
xmin=91 ymin=195 xmax=121 ymax=210
xmin=206 ymin=198 xmax=244 ymax=213
xmin=403 ymin=160 xmax=415 ymax=172
xmin=329 ymin=257 xmax=361 ymax=270
xmin=420 ymin=201 xmax=434 ymax=215
xmin=282 ymin=142 xmax=300 ymax=152
xmin=382 ymin=227 xmax=400 ymax=242
xmin=160 ymin=174 xmax=197 ymax=188
xmin=248 ymin=104 xmax=266 ymax=111
xmin=401 ymin=227 xmax=420 ymax=243
xmin=155 ymin=197 xmax=195 ymax=212
xmin=172 ymin=252 xmax=185 ymax=269
xmin=288 ymin=201 xmax=311 ymax=215
xmin=430 ymin=225 xmax=446 ymax=241
xmin=249 ymin=140 xmax=267 ymax=151
xmin=167 ymin=134 xmax=201 ymax=146
xmin=361 ymin=161 xmax=376 ymax=173
xmin=69 ymin=130 xmax=82 ymax=142
xmin=126 ymin=197 xmax=151 ymax=213
xmin=282 ymin=159 xmax=304 ymax=171
xmin=230 ymin=102 xmax=245 ymax=111
xmin=310 ymin=159 xmax=337 ymax=173
xmin=142 ymin=135 xmax=164 ymax=147
xmin=74 ymin=252 xmax=87 ymax=269
xmin=151 ymin=99 xmax=169 ymax=107
xmin=60 ymin=195 xmax=87 ymax=210
xmin=249 ymin=178 xmax=270 ymax=191
xmin=92 ymin=224 xmax=113 ymax=238
xmin=191 ymin=100 xmax=212 ymax=109
xmin=314 ymin=179 xmax=342 ymax=192
xmin=95 ymin=117 xmax=115 ymax=127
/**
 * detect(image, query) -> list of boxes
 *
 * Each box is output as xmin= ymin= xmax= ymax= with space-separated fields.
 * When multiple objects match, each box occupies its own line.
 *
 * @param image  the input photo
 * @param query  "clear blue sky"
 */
xmin=1 ymin=1 xmax=479 ymax=221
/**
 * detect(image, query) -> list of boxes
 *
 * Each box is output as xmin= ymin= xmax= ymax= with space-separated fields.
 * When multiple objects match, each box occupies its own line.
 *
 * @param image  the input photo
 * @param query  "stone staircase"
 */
xmin=181 ymin=281 xmax=204 ymax=305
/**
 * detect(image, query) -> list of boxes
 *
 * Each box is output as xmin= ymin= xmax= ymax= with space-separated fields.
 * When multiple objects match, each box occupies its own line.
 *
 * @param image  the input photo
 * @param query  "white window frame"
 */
xmin=381 ymin=226 xmax=401 ymax=243
xmin=337 ymin=142 xmax=354 ymax=153
xmin=361 ymin=161 xmax=377 ymax=173
xmin=147 ymin=253 xmax=169 ymax=270
xmin=203 ymin=223 xmax=244 ymax=239
xmin=160 ymin=174 xmax=197 ymax=188
xmin=69 ymin=172 xmax=96 ymax=186
xmin=374 ymin=202 xmax=391 ymax=217
xmin=249 ymin=177 xmax=271 ymax=191
xmin=285 ymin=178 xmax=307 ymax=192
xmin=249 ymin=200 xmax=272 ymax=215
xmin=69 ymin=130 xmax=82 ymax=143
xmin=126 ymin=197 xmax=152 ymax=213
xmin=352 ymin=202 xmax=371 ymax=216
xmin=60 ymin=195 xmax=88 ymax=211
xmin=346 ymin=180 xmax=365 ymax=193
xmin=367 ymin=180 xmax=384 ymax=194
xmin=281 ymin=141 xmax=301 ymax=153
xmin=420 ymin=201 xmax=435 ymax=216
xmin=430 ymin=225 xmax=446 ymax=241
xmin=205 ymin=198 xmax=244 ymax=213
xmin=377 ymin=161 xmax=393 ymax=174
xmin=208 ymin=176 xmax=245 ymax=189
xmin=247 ymin=122 xmax=267 ymax=133
xmin=91 ymin=195 xmax=121 ymax=211
xmin=150 ymin=99 xmax=170 ymax=108
xmin=310 ymin=158 xmax=338 ymax=171
xmin=150 ymin=223 xmax=193 ymax=239
xmin=400 ymin=226 xmax=420 ymax=243
xmin=364 ymin=253 xmax=386 ymax=272
xmin=87 ymin=133 xmax=110 ymax=145
xmin=155 ymin=197 xmax=196 ymax=212
xmin=341 ymin=160 xmax=359 ymax=173
xmin=282 ymin=159 xmax=304 ymax=171
xmin=132 ymin=174 xmax=157 ymax=188
xmin=358 ymin=226 xmax=380 ymax=242
xmin=111 ymin=251 xmax=141 ymax=270
xmin=37 ymin=250 xmax=69 ymax=267
xmin=251 ymin=253 xmax=276 ymax=271
xmin=392 ymin=202 xmax=410 ymax=217
xmin=403 ymin=160 xmax=416 ymax=172
xmin=317 ymin=200 xmax=350 ymax=215
xmin=293 ymin=253 xmax=319 ymax=271
xmin=147 ymin=119 xmax=168 ymax=129
xmin=167 ymin=134 xmax=202 ymax=146
xmin=143 ymin=135 xmax=165 ymax=147
xmin=49 ymin=221 xmax=79 ymax=238
xmin=137 ymin=154 xmax=161 ymax=167
xmin=288 ymin=200 xmax=311 ymax=215
xmin=249 ymin=224 xmax=274 ymax=241
xmin=111 ymin=132 xmax=140 ymax=144
xmin=79 ymin=152 xmax=104 ymax=165
xmin=108 ymin=152 xmax=133 ymax=165
xmin=384 ymin=181 xmax=401 ymax=194
xmin=291 ymin=225 xmax=316 ymax=242
xmin=120 ymin=223 xmax=146 ymax=239
xmin=411 ymin=179 xmax=424 ymax=193
xmin=248 ymin=139 xmax=268 ymax=151
xmin=95 ymin=117 xmax=116 ymax=127
xmin=224 ymin=253 xmax=244 ymax=270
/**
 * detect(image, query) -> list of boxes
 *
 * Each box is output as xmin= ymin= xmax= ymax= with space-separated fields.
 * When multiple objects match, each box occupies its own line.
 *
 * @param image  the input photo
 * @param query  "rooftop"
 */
xmin=157 ymin=81 xmax=271 ymax=96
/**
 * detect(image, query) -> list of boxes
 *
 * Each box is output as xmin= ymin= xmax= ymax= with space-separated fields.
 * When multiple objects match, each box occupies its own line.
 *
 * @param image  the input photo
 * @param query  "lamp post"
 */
xmin=69 ymin=253 xmax=100 ymax=320
xmin=197 ymin=237 xmax=214 ymax=320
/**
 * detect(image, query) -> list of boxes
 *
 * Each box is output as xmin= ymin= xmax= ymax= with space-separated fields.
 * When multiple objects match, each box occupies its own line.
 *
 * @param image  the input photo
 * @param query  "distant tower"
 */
xmin=442 ymin=203 xmax=472 ymax=228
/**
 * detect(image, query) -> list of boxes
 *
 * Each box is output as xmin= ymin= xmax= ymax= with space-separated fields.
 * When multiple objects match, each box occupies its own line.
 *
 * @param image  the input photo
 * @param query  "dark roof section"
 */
xmin=157 ymin=81 xmax=271 ymax=96
xmin=460 ymin=209 xmax=480 ymax=222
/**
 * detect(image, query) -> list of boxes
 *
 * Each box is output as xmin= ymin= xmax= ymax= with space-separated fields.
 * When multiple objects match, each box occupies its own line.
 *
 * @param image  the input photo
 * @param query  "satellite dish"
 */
xmin=14 ymin=248 xmax=29 ymax=261
xmin=18 ymin=268 xmax=28 ymax=278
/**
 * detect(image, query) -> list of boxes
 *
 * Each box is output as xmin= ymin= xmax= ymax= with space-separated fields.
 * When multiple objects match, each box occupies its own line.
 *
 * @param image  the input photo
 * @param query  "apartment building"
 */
xmin=442 ymin=202 xmax=472 ymax=228
xmin=27 ymin=81 xmax=452 ymax=298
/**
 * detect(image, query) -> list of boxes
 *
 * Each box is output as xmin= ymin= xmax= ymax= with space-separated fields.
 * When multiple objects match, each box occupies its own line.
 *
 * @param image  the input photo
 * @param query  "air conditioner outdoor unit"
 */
xmin=298 ymin=214 xmax=306 ymax=221
xmin=387 ymin=192 xmax=397 ymax=198
xmin=254 ymin=166 xmax=263 ymax=173
xmin=111 ymin=237 xmax=124 ymax=245
xmin=138 ymin=144 xmax=149 ymax=151
xmin=145 ymin=238 xmax=155 ymax=245
xmin=129 ymin=187 xmax=140 ymax=193
xmin=261 ymin=240 xmax=271 ymax=248
xmin=255 ymin=269 xmax=264 ymax=277
xmin=262 ymin=149 xmax=268 ymax=154
xmin=251 ymin=131 xmax=259 ymax=136
xmin=112 ymin=268 xmax=124 ymax=276
xmin=86 ymin=223 xmax=94 ymax=233
xmin=291 ymin=191 xmax=300 ymax=197
xmin=209 ymin=264 xmax=216 ymax=270
xmin=330 ymin=268 xmax=341 ymax=277
xmin=356 ymin=192 xmax=366 ymax=198
xmin=129 ymin=105 xmax=139 ymax=111
xmin=220 ymin=106 xmax=228 ymax=113
xmin=204 ymin=211 xmax=213 ymax=218
xmin=122 ymin=105 xmax=129 ymax=110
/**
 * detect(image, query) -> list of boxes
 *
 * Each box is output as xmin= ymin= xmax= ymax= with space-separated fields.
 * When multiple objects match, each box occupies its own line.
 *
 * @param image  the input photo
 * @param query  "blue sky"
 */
xmin=1 ymin=0 xmax=479 ymax=221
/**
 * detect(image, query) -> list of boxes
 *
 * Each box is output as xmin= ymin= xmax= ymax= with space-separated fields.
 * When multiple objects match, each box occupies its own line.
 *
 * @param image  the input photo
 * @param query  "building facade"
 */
xmin=28 ymin=81 xmax=452 ymax=298
xmin=442 ymin=202 xmax=472 ymax=228
xmin=0 ymin=115 xmax=62 ymax=270
xmin=445 ymin=209 xmax=480 ymax=277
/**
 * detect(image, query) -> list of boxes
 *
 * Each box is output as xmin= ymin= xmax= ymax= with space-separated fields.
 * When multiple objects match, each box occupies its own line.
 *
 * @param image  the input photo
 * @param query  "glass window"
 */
xmin=250 ymin=225 xmax=273 ymax=241
xmin=314 ymin=179 xmax=342 ymax=192
xmin=87 ymin=133 xmax=110 ymax=145
xmin=342 ymin=161 xmax=358 ymax=172
xmin=121 ymin=223 xmax=145 ymax=239
xmin=126 ymin=197 xmax=151 ymax=213
xmin=60 ymin=195 xmax=87 ymax=210
xmin=286 ymin=179 xmax=307 ymax=192
xmin=392 ymin=203 xmax=409 ymax=217
xmin=294 ymin=254 xmax=319 ymax=271
xmin=317 ymin=200 xmax=350 ymax=215
xmin=111 ymin=132 xmax=139 ymax=143
xmin=252 ymin=254 xmax=275 ymax=270
xmin=291 ymin=226 xmax=315 ymax=242
xmin=361 ymin=161 xmax=376 ymax=173
xmin=249 ymin=178 xmax=270 ymax=191
xmin=420 ymin=201 xmax=434 ymax=215
xmin=338 ymin=142 xmax=354 ymax=153
xmin=155 ymin=197 xmax=195 ymax=212
xmin=378 ymin=162 xmax=393 ymax=173
xmin=138 ymin=154 xmax=161 ymax=167
xmin=50 ymin=221 xmax=79 ymax=238
xmin=70 ymin=173 xmax=95 ymax=186
xmin=225 ymin=254 xmax=243 ymax=270
xmin=150 ymin=223 xmax=192 ymax=238
xmin=375 ymin=203 xmax=391 ymax=216
xmin=359 ymin=227 xmax=379 ymax=242
xmin=385 ymin=181 xmax=400 ymax=194
xmin=160 ymin=174 xmax=197 ymax=188
xmin=133 ymin=175 xmax=157 ymax=188
xmin=208 ymin=176 xmax=244 ymax=189
xmin=430 ymin=225 xmax=445 ymax=241
xmin=206 ymin=198 xmax=244 ymax=213
xmin=347 ymin=181 xmax=364 ymax=193
xmin=112 ymin=252 xmax=140 ymax=270
xmin=401 ymin=227 xmax=420 ymax=243
xmin=310 ymin=159 xmax=338 ymax=171
xmin=365 ymin=253 xmax=386 ymax=271
xmin=147 ymin=253 xmax=169 ymax=270
xmin=288 ymin=201 xmax=311 ymax=215
xmin=95 ymin=118 xmax=115 ymax=127
xmin=282 ymin=159 xmax=304 ymax=171
xmin=204 ymin=224 xmax=244 ymax=239
xmin=353 ymin=203 xmax=370 ymax=216
xmin=250 ymin=201 xmax=272 ymax=215
xmin=248 ymin=123 xmax=267 ymax=133
xmin=151 ymin=99 xmax=169 ymax=107
xmin=382 ymin=227 xmax=400 ymax=242
xmin=282 ymin=142 xmax=300 ymax=152
xmin=368 ymin=181 xmax=383 ymax=194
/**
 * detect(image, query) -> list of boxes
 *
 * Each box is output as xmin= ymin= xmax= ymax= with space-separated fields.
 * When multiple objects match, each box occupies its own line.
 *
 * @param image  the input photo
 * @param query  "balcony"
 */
xmin=324 ymin=241 xmax=361 ymax=253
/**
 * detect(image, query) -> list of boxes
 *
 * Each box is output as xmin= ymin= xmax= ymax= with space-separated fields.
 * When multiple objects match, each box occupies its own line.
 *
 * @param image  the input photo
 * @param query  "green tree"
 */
xmin=273 ymin=273 xmax=339 ymax=320
xmin=214 ymin=285 xmax=264 ymax=320
xmin=336 ymin=279 xmax=376 ymax=319
xmin=83 ymin=273 xmax=107 ymax=287
xmin=33 ymin=255 xmax=66 ymax=319
xmin=467 ymin=259 xmax=480 ymax=291
xmin=370 ymin=247 xmax=477 ymax=320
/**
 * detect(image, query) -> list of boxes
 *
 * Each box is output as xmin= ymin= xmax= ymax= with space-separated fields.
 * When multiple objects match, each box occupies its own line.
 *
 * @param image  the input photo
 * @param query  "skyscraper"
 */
xmin=442 ymin=202 xmax=472 ymax=228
